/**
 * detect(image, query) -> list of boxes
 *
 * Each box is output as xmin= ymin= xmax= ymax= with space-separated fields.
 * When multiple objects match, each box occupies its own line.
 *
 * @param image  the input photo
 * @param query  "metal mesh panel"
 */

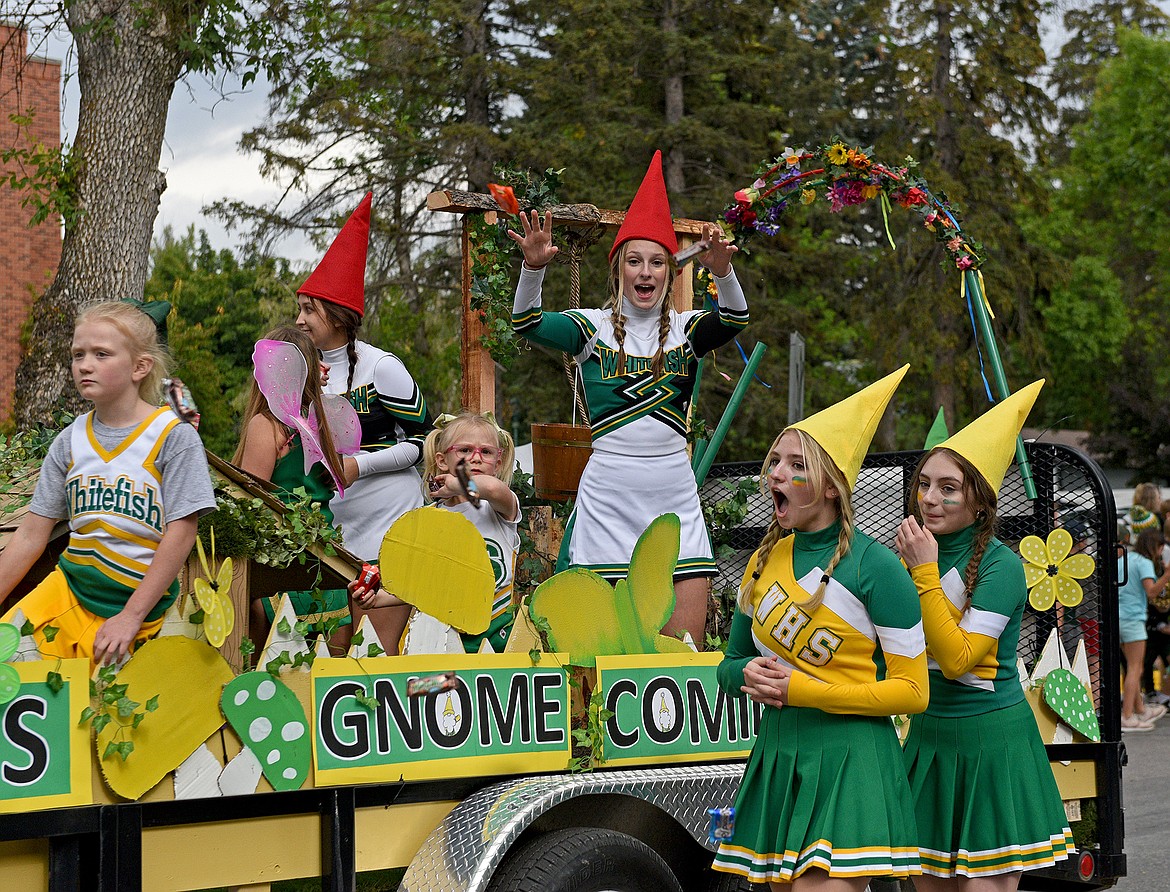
xmin=701 ymin=443 xmax=1119 ymax=730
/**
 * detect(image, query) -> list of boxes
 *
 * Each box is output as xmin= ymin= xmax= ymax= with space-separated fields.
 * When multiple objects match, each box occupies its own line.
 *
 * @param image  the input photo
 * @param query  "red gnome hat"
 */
xmin=609 ymin=151 xmax=678 ymax=261
xmin=297 ymin=192 xmax=372 ymax=318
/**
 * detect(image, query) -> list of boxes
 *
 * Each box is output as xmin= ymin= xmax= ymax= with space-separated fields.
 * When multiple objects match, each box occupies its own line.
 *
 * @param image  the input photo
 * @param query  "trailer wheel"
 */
xmin=705 ymin=870 xmax=752 ymax=891
xmin=487 ymin=827 xmax=684 ymax=892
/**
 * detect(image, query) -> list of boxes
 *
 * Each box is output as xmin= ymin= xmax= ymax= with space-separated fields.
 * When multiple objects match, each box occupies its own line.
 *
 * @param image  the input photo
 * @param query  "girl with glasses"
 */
xmin=351 ymin=412 xmax=520 ymax=654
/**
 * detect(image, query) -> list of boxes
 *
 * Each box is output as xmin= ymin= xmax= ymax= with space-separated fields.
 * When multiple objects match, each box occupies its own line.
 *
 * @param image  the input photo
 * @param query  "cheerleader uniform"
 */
xmin=712 ymin=522 xmax=928 ymax=883
xmin=2 ymin=408 xmax=215 ymax=661
xmin=321 ymin=340 xmax=430 ymax=562
xmin=438 ymin=492 xmax=522 ymax=654
xmin=512 ymin=264 xmax=748 ymax=580
xmin=903 ymin=525 xmax=1073 ymax=878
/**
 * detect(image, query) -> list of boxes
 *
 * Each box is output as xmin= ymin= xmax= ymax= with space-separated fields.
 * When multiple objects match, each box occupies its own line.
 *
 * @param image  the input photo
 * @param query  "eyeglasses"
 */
xmin=444 ymin=443 xmax=501 ymax=462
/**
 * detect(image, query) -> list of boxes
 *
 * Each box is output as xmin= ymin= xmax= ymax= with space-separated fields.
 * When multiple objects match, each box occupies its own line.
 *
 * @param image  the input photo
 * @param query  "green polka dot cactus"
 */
xmin=0 ymin=624 xmax=20 ymax=704
xmin=221 ymin=672 xmax=311 ymax=792
xmin=1042 ymin=667 xmax=1100 ymax=742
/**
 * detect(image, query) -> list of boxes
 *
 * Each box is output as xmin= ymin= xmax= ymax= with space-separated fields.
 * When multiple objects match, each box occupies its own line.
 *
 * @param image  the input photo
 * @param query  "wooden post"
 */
xmin=461 ymin=214 xmax=497 ymax=413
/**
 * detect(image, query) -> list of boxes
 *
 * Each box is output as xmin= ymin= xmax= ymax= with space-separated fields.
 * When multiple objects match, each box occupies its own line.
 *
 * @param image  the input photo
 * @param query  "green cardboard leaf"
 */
xmin=529 ymin=514 xmax=682 ymax=666
xmin=1042 ymin=667 xmax=1100 ymax=742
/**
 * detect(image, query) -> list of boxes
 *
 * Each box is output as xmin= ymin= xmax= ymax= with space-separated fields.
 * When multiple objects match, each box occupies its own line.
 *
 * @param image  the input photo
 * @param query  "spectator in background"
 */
xmin=1127 ymin=483 xmax=1163 ymax=537
xmin=1140 ymin=525 xmax=1170 ymax=708
xmin=1118 ymin=525 xmax=1170 ymax=731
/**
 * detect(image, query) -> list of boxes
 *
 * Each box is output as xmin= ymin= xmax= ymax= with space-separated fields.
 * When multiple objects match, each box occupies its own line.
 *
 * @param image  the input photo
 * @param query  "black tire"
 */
xmin=705 ymin=869 xmax=753 ymax=892
xmin=486 ymin=827 xmax=684 ymax=892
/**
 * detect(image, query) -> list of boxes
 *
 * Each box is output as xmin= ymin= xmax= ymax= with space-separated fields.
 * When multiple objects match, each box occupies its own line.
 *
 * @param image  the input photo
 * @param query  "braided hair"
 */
xmin=605 ymin=242 xmax=678 ymax=379
xmin=314 ymin=300 xmax=362 ymax=395
xmin=908 ymin=447 xmax=997 ymax=607
xmin=737 ymin=428 xmax=855 ymax=614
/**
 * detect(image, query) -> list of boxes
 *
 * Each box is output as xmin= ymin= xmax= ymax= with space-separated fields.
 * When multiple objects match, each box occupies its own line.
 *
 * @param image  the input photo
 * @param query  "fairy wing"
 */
xmin=309 ymin=395 xmax=362 ymax=456
xmin=252 ymin=340 xmax=307 ymax=425
xmin=252 ymin=340 xmax=346 ymax=496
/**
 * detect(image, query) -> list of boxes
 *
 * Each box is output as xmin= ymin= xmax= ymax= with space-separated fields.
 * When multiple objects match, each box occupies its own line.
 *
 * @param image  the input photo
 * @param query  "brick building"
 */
xmin=0 ymin=23 xmax=61 ymax=424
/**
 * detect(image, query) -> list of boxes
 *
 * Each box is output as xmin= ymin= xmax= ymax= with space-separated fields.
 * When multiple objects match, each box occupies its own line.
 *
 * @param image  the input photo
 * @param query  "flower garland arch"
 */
xmin=719 ymin=139 xmax=1037 ymax=502
xmin=720 ymin=140 xmax=985 ymax=273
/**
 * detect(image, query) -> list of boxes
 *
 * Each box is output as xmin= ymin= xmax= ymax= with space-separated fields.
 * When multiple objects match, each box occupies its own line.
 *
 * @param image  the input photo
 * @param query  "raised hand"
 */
xmin=697 ymin=222 xmax=738 ymax=278
xmin=507 ymin=210 xmax=559 ymax=270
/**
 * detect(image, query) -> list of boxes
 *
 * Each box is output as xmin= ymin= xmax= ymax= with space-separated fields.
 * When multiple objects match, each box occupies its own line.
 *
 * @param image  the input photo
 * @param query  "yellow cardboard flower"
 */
xmin=193 ymin=532 xmax=235 ymax=648
xmin=1019 ymin=528 xmax=1095 ymax=610
xmin=800 ymin=188 xmax=817 ymax=205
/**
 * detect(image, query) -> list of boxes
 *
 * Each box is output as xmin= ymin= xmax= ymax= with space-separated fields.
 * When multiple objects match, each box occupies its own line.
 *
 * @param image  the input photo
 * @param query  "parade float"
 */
xmin=0 ymin=150 xmax=1124 ymax=890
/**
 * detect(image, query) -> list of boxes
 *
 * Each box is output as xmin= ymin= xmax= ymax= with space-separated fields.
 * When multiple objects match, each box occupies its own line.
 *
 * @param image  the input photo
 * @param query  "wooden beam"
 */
xmin=426 ymin=189 xmax=709 ymax=237
xmin=203 ymin=452 xmax=364 ymax=585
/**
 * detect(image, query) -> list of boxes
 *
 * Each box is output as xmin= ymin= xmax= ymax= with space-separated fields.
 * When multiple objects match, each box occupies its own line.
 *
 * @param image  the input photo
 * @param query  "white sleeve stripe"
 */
xmin=940 ymin=567 xmax=966 ymax=610
xmin=875 ymin=622 xmax=925 ymax=658
xmin=960 ymin=607 xmax=1010 ymax=638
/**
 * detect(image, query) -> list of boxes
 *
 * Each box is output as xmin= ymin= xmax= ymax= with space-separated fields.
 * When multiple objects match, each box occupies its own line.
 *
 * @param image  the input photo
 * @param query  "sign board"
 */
xmin=312 ymin=654 xmax=572 ymax=785
xmin=596 ymin=653 xmax=758 ymax=766
xmin=0 ymin=659 xmax=92 ymax=813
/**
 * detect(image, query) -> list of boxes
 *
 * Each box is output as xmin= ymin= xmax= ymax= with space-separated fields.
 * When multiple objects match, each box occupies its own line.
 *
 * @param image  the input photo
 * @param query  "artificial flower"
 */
xmin=800 ymin=188 xmax=816 ymax=205
xmin=193 ymin=532 xmax=236 ymax=648
xmin=826 ymin=143 xmax=849 ymax=166
xmin=734 ymin=187 xmax=759 ymax=207
xmin=1020 ymin=528 xmax=1095 ymax=611
xmin=861 ymin=182 xmax=881 ymax=200
xmin=847 ymin=148 xmax=870 ymax=169
xmin=895 ymin=187 xmax=927 ymax=208
xmin=946 ymin=236 xmax=964 ymax=252
xmin=955 ymin=255 xmax=974 ymax=271
xmin=783 ymin=146 xmax=804 ymax=168
xmin=487 ymin=183 xmax=519 ymax=217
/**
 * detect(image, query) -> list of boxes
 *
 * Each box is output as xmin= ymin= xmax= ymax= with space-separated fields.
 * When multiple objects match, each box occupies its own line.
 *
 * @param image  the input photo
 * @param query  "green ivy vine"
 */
xmin=468 ymin=166 xmax=563 ymax=367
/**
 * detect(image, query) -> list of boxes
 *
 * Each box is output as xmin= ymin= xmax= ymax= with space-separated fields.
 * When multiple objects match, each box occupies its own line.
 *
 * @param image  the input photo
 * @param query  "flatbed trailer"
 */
xmin=0 ymin=446 xmax=1125 ymax=891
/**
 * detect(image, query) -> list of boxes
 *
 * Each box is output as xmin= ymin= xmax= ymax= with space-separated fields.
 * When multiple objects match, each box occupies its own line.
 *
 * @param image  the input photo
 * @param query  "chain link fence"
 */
xmin=702 ymin=443 xmax=1118 ymax=716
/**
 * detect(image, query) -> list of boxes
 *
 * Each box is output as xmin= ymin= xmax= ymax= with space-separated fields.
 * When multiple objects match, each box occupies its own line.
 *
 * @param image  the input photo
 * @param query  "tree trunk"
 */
xmin=661 ymin=0 xmax=685 ymax=197
xmin=14 ymin=0 xmax=187 ymax=426
xmin=461 ymin=0 xmax=493 ymax=192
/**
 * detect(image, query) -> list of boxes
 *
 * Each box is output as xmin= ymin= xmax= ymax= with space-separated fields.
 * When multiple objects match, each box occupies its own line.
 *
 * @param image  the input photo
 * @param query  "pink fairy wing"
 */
xmin=310 ymin=395 xmax=362 ymax=456
xmin=252 ymin=340 xmax=308 ymax=427
xmin=252 ymin=340 xmax=346 ymax=497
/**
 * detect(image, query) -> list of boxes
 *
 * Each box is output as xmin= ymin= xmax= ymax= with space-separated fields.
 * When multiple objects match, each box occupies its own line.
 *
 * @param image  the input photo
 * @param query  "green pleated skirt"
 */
xmin=903 ymin=699 xmax=1074 ymax=878
xmin=712 ymin=705 xmax=921 ymax=884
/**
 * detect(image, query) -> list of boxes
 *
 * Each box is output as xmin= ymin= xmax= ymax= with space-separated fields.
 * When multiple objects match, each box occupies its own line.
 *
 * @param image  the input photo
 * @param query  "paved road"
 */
xmin=1113 ymin=717 xmax=1170 ymax=890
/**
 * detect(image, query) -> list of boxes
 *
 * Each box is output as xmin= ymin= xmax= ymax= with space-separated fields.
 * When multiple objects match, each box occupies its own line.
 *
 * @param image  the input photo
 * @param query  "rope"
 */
xmin=554 ymin=224 xmax=607 ymax=422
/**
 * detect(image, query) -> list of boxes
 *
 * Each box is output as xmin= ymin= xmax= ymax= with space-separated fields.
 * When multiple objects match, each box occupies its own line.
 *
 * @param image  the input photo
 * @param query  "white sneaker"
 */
xmin=1139 ymin=703 xmax=1167 ymax=722
xmin=1122 ymin=714 xmax=1155 ymax=732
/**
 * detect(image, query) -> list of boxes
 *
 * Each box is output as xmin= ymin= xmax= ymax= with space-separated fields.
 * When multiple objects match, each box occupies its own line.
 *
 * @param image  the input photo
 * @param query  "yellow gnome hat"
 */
xmin=789 ymin=364 xmax=909 ymax=488
xmin=935 ymin=379 xmax=1044 ymax=495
